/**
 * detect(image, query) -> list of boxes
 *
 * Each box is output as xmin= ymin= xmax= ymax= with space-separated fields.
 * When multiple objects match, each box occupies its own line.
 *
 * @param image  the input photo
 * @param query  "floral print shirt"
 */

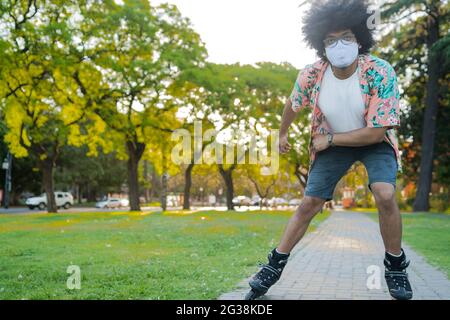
xmin=289 ymin=54 xmax=402 ymax=174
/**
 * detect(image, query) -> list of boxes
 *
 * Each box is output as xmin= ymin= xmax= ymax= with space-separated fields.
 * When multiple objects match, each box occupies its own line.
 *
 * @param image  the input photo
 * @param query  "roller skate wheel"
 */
xmin=244 ymin=289 xmax=261 ymax=300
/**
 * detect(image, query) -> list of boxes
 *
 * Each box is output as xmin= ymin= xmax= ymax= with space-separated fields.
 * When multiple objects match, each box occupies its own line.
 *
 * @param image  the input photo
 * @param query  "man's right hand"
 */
xmin=279 ymin=134 xmax=291 ymax=154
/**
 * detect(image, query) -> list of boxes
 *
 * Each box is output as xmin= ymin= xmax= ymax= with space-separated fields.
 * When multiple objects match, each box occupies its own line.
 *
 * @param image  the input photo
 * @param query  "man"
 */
xmin=245 ymin=0 xmax=412 ymax=300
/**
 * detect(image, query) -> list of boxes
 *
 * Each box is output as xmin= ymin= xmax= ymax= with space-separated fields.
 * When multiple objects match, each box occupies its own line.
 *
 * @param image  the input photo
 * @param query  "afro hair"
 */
xmin=302 ymin=0 xmax=376 ymax=59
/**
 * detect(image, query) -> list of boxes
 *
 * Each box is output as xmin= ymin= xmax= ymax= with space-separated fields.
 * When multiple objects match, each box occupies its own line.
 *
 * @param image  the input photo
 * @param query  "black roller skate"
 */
xmin=245 ymin=248 xmax=290 ymax=300
xmin=384 ymin=249 xmax=413 ymax=300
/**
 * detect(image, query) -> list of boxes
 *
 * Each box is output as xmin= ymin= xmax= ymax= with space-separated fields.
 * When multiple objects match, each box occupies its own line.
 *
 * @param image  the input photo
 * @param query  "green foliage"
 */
xmin=72 ymin=0 xmax=207 ymax=153
xmin=0 ymin=1 xmax=207 ymax=208
xmin=429 ymin=193 xmax=449 ymax=212
xmin=54 ymin=145 xmax=128 ymax=197
xmin=378 ymin=0 xmax=450 ymax=187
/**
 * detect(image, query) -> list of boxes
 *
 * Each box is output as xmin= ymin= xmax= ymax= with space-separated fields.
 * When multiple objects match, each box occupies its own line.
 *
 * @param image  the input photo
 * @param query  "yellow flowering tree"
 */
xmin=0 ymin=1 xmax=113 ymax=212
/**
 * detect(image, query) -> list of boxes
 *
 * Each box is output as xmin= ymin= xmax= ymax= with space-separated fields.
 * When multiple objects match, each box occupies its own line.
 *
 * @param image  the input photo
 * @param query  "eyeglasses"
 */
xmin=323 ymin=34 xmax=357 ymax=48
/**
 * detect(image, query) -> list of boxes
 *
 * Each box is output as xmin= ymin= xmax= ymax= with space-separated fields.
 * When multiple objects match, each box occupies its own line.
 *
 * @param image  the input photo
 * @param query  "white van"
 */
xmin=26 ymin=192 xmax=74 ymax=210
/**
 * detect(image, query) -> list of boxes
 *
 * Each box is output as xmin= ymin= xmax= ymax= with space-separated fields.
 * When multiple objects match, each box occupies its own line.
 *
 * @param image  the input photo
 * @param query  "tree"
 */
xmin=343 ymin=163 xmax=372 ymax=208
xmin=381 ymin=0 xmax=449 ymax=211
xmin=71 ymin=1 xmax=207 ymax=211
xmin=245 ymin=165 xmax=278 ymax=209
xmin=172 ymin=62 xmax=249 ymax=209
xmin=0 ymin=1 xmax=108 ymax=212
xmin=143 ymin=130 xmax=179 ymax=211
xmin=55 ymin=145 xmax=128 ymax=202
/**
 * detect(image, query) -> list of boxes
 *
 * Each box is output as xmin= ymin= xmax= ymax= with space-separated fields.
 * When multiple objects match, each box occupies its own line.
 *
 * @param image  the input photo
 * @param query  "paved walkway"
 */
xmin=219 ymin=211 xmax=450 ymax=300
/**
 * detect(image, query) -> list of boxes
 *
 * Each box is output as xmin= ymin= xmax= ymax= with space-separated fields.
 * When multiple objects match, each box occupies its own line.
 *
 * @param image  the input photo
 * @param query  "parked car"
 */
xmin=95 ymin=198 xmax=125 ymax=209
xmin=250 ymin=196 xmax=261 ymax=206
xmin=288 ymin=198 xmax=302 ymax=206
xmin=232 ymin=196 xmax=252 ymax=207
xmin=119 ymin=198 xmax=129 ymax=207
xmin=26 ymin=192 xmax=74 ymax=210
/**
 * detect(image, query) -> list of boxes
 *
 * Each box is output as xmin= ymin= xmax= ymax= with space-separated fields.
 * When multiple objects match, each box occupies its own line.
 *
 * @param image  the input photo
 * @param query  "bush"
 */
xmin=430 ymin=193 xmax=449 ymax=212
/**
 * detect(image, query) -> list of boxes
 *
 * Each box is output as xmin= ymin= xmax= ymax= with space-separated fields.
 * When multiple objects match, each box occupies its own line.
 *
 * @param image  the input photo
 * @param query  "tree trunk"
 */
xmin=150 ymin=169 xmax=158 ymax=201
xmin=143 ymin=160 xmax=149 ymax=203
xmin=219 ymin=165 xmax=235 ymax=210
xmin=77 ymin=184 xmax=82 ymax=204
xmin=247 ymin=174 xmax=275 ymax=211
xmin=86 ymin=184 xmax=97 ymax=203
xmin=183 ymin=163 xmax=194 ymax=210
xmin=161 ymin=172 xmax=168 ymax=211
xmin=413 ymin=10 xmax=440 ymax=212
xmin=126 ymin=141 xmax=146 ymax=211
xmin=160 ymin=148 xmax=170 ymax=211
xmin=41 ymin=159 xmax=57 ymax=213
xmin=224 ymin=173 xmax=234 ymax=211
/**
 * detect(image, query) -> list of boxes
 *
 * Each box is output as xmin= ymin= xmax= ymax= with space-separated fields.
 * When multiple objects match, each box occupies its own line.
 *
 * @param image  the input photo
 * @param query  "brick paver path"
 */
xmin=219 ymin=210 xmax=450 ymax=300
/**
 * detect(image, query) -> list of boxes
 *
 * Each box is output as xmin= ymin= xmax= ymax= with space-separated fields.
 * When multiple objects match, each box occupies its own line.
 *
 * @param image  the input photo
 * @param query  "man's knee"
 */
xmin=371 ymin=182 xmax=396 ymax=209
xmin=295 ymin=196 xmax=326 ymax=220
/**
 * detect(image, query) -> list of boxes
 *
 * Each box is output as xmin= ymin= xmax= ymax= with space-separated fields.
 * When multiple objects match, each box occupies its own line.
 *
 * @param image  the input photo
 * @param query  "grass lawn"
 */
xmin=0 ymin=209 xmax=330 ymax=300
xmin=365 ymin=211 xmax=450 ymax=277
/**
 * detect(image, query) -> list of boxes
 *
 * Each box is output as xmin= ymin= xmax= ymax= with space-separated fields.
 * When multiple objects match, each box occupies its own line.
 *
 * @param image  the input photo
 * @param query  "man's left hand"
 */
xmin=312 ymin=134 xmax=330 ymax=152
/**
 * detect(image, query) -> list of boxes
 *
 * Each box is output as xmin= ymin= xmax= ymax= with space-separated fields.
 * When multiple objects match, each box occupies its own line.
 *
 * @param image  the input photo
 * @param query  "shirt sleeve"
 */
xmin=289 ymin=66 xmax=312 ymax=113
xmin=366 ymin=61 xmax=401 ymax=129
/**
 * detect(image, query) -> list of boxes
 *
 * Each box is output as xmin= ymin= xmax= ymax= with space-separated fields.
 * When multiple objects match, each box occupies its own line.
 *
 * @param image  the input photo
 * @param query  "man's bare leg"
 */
xmin=370 ymin=182 xmax=413 ymax=300
xmin=370 ymin=182 xmax=402 ymax=255
xmin=244 ymin=195 xmax=327 ymax=299
xmin=277 ymin=196 xmax=327 ymax=253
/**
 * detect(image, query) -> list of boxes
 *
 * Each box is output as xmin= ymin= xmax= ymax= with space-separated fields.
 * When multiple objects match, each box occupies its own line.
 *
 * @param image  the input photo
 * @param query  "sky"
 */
xmin=151 ymin=0 xmax=318 ymax=69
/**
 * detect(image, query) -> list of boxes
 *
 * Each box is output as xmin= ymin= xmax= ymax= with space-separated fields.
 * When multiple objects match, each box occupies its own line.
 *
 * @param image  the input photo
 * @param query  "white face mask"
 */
xmin=325 ymin=40 xmax=359 ymax=68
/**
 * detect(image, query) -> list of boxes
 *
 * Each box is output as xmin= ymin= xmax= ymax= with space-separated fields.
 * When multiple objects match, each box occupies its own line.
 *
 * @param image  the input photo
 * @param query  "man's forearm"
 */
xmin=280 ymin=99 xmax=297 ymax=136
xmin=332 ymin=127 xmax=387 ymax=147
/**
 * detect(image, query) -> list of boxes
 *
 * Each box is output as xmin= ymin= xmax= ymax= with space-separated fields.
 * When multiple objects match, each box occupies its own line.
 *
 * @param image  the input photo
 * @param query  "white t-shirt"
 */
xmin=318 ymin=65 xmax=366 ymax=133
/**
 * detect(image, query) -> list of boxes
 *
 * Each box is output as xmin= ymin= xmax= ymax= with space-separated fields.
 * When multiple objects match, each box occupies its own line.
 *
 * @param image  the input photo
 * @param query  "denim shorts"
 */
xmin=304 ymin=141 xmax=398 ymax=201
